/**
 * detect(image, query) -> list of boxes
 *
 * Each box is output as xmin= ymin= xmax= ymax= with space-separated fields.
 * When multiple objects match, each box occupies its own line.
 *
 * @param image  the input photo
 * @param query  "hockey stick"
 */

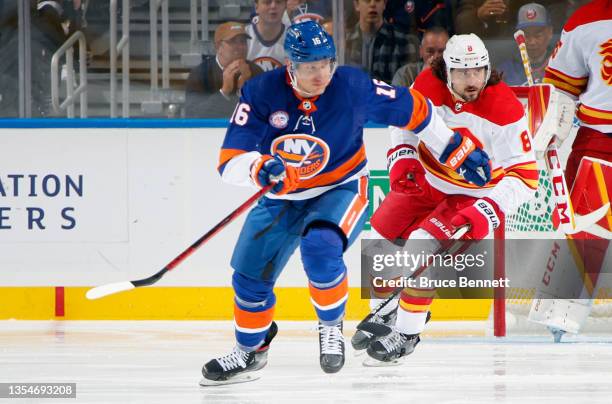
xmin=514 ymin=30 xmax=609 ymax=235
xmin=356 ymin=225 xmax=469 ymax=337
xmin=86 ymin=183 xmax=274 ymax=300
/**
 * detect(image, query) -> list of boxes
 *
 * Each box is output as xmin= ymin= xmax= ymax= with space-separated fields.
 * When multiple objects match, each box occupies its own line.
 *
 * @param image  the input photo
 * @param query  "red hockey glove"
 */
xmin=387 ymin=144 xmax=425 ymax=194
xmin=251 ymin=155 xmax=300 ymax=195
xmin=451 ymin=198 xmax=503 ymax=240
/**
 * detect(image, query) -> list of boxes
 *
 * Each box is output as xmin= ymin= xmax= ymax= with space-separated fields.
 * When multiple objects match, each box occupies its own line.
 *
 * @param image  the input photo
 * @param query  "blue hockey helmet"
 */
xmin=284 ymin=21 xmax=336 ymax=63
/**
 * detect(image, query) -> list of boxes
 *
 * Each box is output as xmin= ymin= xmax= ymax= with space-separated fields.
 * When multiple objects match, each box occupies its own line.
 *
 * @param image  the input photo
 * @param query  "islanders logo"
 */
xmin=599 ymin=38 xmax=612 ymax=86
xmin=271 ymin=134 xmax=330 ymax=180
xmin=254 ymin=56 xmax=283 ymax=72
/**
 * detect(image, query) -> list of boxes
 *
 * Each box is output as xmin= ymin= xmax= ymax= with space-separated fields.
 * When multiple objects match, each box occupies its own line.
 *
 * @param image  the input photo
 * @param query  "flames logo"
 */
xmin=271 ymin=134 xmax=330 ymax=179
xmin=599 ymin=38 xmax=612 ymax=86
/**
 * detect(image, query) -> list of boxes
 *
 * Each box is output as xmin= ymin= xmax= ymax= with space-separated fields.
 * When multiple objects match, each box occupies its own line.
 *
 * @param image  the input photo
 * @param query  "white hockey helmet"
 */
xmin=443 ymin=34 xmax=491 ymax=89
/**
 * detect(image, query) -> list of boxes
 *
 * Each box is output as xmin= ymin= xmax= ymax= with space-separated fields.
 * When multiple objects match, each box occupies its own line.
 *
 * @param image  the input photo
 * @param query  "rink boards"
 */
xmin=0 ymin=124 xmax=492 ymax=321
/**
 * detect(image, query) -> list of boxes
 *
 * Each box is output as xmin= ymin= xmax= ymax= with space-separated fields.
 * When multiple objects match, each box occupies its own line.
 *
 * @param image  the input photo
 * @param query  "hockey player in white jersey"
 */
xmin=353 ymin=34 xmax=539 ymax=364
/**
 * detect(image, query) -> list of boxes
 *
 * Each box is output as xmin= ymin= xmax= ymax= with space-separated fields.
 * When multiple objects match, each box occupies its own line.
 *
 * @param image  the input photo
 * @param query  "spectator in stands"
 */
xmin=455 ymin=0 xmax=565 ymax=38
xmin=345 ymin=0 xmax=415 ymax=83
xmin=384 ymin=0 xmax=456 ymax=36
xmin=283 ymin=0 xmax=331 ymax=24
xmin=247 ymin=0 xmax=287 ymax=71
xmin=185 ymin=22 xmax=263 ymax=118
xmin=499 ymin=3 xmax=554 ymax=85
xmin=0 ymin=0 xmax=67 ymax=117
xmin=392 ymin=26 xmax=449 ymax=87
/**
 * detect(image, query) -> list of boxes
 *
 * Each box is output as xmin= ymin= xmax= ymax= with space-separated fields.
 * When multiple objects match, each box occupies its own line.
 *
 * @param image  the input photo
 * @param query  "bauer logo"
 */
xmin=271 ymin=134 xmax=330 ymax=179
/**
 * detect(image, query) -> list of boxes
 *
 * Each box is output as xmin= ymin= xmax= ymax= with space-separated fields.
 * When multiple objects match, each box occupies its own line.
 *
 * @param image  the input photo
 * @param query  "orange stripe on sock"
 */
xmin=399 ymin=300 xmax=431 ymax=313
xmin=234 ymin=304 xmax=275 ymax=330
xmin=401 ymin=288 xmax=436 ymax=298
xmin=401 ymin=295 xmax=434 ymax=306
xmin=309 ymin=276 xmax=348 ymax=307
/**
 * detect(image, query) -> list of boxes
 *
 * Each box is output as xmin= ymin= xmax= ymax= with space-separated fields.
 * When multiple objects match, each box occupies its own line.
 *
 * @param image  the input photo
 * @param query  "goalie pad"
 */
xmin=511 ymin=84 xmax=576 ymax=158
xmin=528 ymin=157 xmax=612 ymax=333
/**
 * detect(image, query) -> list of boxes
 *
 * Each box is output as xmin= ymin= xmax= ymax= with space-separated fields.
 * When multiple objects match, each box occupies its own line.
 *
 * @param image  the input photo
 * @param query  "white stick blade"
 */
xmin=86 ymin=281 xmax=135 ymax=300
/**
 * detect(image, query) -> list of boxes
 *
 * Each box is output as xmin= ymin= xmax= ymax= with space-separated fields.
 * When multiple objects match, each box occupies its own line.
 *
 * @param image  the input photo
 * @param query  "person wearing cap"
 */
xmin=185 ymin=22 xmax=263 ymax=118
xmin=455 ymin=0 xmax=564 ymax=38
xmin=498 ymin=2 xmax=554 ymax=85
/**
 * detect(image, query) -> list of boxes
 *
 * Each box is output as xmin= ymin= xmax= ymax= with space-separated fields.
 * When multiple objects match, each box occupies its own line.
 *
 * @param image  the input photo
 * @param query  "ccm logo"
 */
xmin=541 ymin=242 xmax=561 ymax=286
xmin=475 ymin=200 xmax=500 ymax=229
xmin=449 ymin=138 xmax=474 ymax=169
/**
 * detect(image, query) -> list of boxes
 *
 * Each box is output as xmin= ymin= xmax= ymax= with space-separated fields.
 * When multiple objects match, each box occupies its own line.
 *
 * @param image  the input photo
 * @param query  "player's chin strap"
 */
xmin=287 ymin=61 xmax=337 ymax=98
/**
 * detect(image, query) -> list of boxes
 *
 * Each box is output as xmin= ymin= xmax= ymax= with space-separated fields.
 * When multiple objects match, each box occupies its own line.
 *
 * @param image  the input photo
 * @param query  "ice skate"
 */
xmin=363 ymin=329 xmax=420 ymax=367
xmin=351 ymin=307 xmax=398 ymax=355
xmin=319 ymin=322 xmax=345 ymax=373
xmin=200 ymin=321 xmax=278 ymax=386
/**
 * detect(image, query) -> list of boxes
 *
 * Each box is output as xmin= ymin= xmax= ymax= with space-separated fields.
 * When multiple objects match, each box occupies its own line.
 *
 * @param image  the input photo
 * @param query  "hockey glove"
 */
xmin=387 ymin=144 xmax=425 ymax=194
xmin=451 ymin=198 xmax=503 ymax=240
xmin=251 ymin=155 xmax=300 ymax=195
xmin=439 ymin=129 xmax=492 ymax=186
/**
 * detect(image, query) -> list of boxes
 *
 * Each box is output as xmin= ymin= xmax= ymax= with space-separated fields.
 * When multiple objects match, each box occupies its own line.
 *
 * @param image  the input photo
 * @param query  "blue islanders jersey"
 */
xmin=218 ymin=66 xmax=451 ymax=200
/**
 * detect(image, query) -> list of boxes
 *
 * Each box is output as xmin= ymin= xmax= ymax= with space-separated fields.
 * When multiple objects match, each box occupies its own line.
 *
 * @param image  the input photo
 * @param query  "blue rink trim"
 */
xmin=0 ymin=118 xmax=388 ymax=129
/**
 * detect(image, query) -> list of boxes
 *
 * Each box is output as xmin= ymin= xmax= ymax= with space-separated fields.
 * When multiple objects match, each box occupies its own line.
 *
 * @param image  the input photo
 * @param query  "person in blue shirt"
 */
xmin=200 ymin=20 xmax=491 ymax=386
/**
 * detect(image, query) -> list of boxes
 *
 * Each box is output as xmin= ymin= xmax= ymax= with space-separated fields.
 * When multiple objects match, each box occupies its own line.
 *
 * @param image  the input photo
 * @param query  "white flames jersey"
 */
xmin=246 ymin=23 xmax=286 ymax=72
xmin=390 ymin=68 xmax=538 ymax=216
xmin=544 ymin=0 xmax=612 ymax=133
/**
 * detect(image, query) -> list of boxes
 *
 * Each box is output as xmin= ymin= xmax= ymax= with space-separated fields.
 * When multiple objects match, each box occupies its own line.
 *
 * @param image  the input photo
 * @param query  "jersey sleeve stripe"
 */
xmin=578 ymin=104 xmax=612 ymax=119
xmin=218 ymin=148 xmax=248 ymax=173
xmin=544 ymin=66 xmax=588 ymax=86
xmin=543 ymin=77 xmax=583 ymax=97
xmin=402 ymin=88 xmax=432 ymax=132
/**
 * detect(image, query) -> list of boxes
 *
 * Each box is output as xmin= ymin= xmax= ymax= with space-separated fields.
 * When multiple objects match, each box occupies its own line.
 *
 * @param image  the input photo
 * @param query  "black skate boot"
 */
xmin=363 ymin=329 xmax=420 ymax=367
xmin=319 ymin=322 xmax=345 ymax=374
xmin=351 ymin=307 xmax=398 ymax=354
xmin=200 ymin=321 xmax=278 ymax=386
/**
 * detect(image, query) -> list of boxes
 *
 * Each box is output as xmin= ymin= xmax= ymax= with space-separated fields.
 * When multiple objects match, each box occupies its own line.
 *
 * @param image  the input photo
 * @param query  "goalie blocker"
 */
xmin=528 ymin=157 xmax=612 ymax=339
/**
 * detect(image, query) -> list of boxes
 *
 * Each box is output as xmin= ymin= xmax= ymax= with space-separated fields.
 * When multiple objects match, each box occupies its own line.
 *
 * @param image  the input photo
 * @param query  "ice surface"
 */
xmin=1 ymin=320 xmax=612 ymax=403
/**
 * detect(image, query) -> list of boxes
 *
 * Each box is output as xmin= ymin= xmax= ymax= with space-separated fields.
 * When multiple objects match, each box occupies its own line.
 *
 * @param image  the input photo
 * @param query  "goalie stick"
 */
xmin=513 ymin=30 xmax=609 ymax=235
xmin=86 ymin=183 xmax=274 ymax=300
xmin=356 ymin=226 xmax=469 ymax=337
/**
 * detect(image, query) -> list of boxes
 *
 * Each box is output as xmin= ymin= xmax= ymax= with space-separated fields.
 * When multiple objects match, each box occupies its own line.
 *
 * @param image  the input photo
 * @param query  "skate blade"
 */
xmin=362 ymin=356 xmax=406 ymax=367
xmin=199 ymin=370 xmax=262 ymax=387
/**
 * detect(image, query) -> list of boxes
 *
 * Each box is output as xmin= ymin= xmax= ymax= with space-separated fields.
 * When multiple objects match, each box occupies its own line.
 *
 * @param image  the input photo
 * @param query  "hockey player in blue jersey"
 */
xmin=200 ymin=20 xmax=492 ymax=386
